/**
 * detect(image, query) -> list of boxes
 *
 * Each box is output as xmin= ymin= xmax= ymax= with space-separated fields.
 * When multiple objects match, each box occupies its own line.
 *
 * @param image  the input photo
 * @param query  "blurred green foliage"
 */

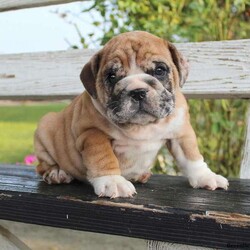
xmin=82 ymin=0 xmax=250 ymax=44
xmin=77 ymin=0 xmax=249 ymax=177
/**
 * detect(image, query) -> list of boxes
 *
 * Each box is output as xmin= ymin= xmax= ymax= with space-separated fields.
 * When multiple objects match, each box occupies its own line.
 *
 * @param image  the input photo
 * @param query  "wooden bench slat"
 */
xmin=0 ymin=0 xmax=81 ymax=12
xmin=1 ymin=164 xmax=250 ymax=248
xmin=1 ymin=39 xmax=249 ymax=100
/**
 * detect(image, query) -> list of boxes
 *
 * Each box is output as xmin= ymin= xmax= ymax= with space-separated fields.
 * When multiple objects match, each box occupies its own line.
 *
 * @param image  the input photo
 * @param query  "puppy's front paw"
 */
xmin=89 ymin=175 xmax=136 ymax=198
xmin=189 ymin=169 xmax=229 ymax=190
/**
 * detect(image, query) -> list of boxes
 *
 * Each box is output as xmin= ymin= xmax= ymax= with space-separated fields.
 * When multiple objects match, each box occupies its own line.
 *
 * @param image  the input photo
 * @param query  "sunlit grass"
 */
xmin=0 ymin=103 xmax=67 ymax=164
xmin=0 ymin=122 xmax=36 ymax=163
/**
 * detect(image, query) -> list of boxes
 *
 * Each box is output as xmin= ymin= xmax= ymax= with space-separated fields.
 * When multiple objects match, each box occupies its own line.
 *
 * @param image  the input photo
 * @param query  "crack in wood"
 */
xmin=56 ymin=195 xmax=170 ymax=213
xmin=190 ymin=211 xmax=250 ymax=228
xmin=89 ymin=200 xmax=170 ymax=213
xmin=0 ymin=74 xmax=15 ymax=78
xmin=0 ymin=193 xmax=13 ymax=200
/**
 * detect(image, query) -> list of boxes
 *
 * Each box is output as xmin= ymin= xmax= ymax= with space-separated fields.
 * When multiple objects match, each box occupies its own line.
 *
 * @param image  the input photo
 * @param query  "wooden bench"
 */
xmin=1 ymin=1 xmax=250 ymax=249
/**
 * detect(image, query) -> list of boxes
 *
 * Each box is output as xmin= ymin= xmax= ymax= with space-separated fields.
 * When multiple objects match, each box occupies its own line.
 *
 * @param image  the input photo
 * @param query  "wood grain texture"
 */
xmin=1 ymin=164 xmax=250 ymax=249
xmin=240 ymin=105 xmax=250 ymax=178
xmin=0 ymin=39 xmax=249 ymax=100
xmin=0 ymin=0 xmax=80 ymax=12
xmin=176 ymin=39 xmax=250 ymax=99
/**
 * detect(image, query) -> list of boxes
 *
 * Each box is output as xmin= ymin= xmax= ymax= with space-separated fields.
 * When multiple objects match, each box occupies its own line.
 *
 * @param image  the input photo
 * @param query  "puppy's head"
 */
xmin=80 ymin=31 xmax=189 ymax=126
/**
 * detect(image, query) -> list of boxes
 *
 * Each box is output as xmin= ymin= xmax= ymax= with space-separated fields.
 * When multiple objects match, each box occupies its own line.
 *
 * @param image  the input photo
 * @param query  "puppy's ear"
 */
xmin=167 ymin=42 xmax=189 ymax=88
xmin=80 ymin=53 xmax=100 ymax=99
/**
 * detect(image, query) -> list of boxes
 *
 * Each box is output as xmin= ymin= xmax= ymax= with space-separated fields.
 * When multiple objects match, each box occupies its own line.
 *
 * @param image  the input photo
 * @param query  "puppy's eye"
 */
xmin=108 ymin=73 xmax=117 ymax=84
xmin=154 ymin=66 xmax=167 ymax=77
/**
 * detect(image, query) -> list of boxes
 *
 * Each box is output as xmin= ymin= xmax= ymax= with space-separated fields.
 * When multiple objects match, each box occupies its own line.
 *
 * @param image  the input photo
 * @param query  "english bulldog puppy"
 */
xmin=34 ymin=31 xmax=229 ymax=198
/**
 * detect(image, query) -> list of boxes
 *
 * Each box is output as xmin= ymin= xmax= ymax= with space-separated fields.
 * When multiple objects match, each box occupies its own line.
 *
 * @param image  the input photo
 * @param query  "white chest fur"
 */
xmin=112 ymin=139 xmax=164 ymax=180
xmin=111 ymin=107 xmax=185 ymax=181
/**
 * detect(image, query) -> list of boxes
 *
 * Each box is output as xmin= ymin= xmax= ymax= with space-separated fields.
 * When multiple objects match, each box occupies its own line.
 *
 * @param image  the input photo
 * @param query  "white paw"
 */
xmin=189 ymin=168 xmax=229 ymax=190
xmin=43 ymin=168 xmax=74 ymax=184
xmin=89 ymin=175 xmax=137 ymax=198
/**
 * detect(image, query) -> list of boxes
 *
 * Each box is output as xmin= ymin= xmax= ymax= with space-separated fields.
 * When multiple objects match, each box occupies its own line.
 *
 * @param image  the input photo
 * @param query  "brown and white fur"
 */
xmin=34 ymin=31 xmax=229 ymax=198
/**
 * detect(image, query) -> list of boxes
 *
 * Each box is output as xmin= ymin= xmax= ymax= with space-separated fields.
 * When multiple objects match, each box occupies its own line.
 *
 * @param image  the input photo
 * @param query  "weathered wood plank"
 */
xmin=0 ymin=49 xmax=93 ymax=100
xmin=0 ymin=0 xmax=81 ymax=12
xmin=0 ymin=164 xmax=250 ymax=249
xmin=240 ymin=105 xmax=250 ymax=178
xmin=0 ymin=39 xmax=250 ymax=100
xmin=178 ymin=39 xmax=250 ymax=99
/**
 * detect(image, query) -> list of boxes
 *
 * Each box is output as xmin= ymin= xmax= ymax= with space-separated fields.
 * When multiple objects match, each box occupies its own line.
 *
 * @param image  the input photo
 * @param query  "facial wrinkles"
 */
xmin=115 ymin=39 xmax=148 ymax=74
xmin=105 ymin=38 xmax=162 ymax=78
xmin=127 ymin=54 xmax=144 ymax=75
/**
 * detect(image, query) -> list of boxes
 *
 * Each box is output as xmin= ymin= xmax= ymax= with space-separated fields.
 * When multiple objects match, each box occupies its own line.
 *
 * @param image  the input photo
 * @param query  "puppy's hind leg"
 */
xmin=37 ymin=162 xmax=74 ymax=184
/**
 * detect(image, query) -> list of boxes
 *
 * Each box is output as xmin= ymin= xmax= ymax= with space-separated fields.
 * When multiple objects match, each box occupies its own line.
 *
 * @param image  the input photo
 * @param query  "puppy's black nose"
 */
xmin=129 ymin=88 xmax=148 ymax=101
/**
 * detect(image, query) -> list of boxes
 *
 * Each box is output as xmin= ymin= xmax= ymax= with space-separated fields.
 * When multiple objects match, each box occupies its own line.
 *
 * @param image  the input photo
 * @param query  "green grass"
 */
xmin=0 ymin=103 xmax=67 ymax=163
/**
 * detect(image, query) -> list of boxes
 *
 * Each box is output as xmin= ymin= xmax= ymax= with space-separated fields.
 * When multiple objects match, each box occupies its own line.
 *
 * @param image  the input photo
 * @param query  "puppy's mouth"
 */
xmin=106 ymin=88 xmax=174 ymax=126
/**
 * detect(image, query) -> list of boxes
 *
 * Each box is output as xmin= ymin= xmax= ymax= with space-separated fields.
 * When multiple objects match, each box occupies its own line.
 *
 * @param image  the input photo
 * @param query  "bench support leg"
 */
xmin=147 ymin=240 xmax=210 ymax=249
xmin=240 ymin=105 xmax=250 ymax=179
xmin=0 ymin=224 xmax=31 ymax=250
